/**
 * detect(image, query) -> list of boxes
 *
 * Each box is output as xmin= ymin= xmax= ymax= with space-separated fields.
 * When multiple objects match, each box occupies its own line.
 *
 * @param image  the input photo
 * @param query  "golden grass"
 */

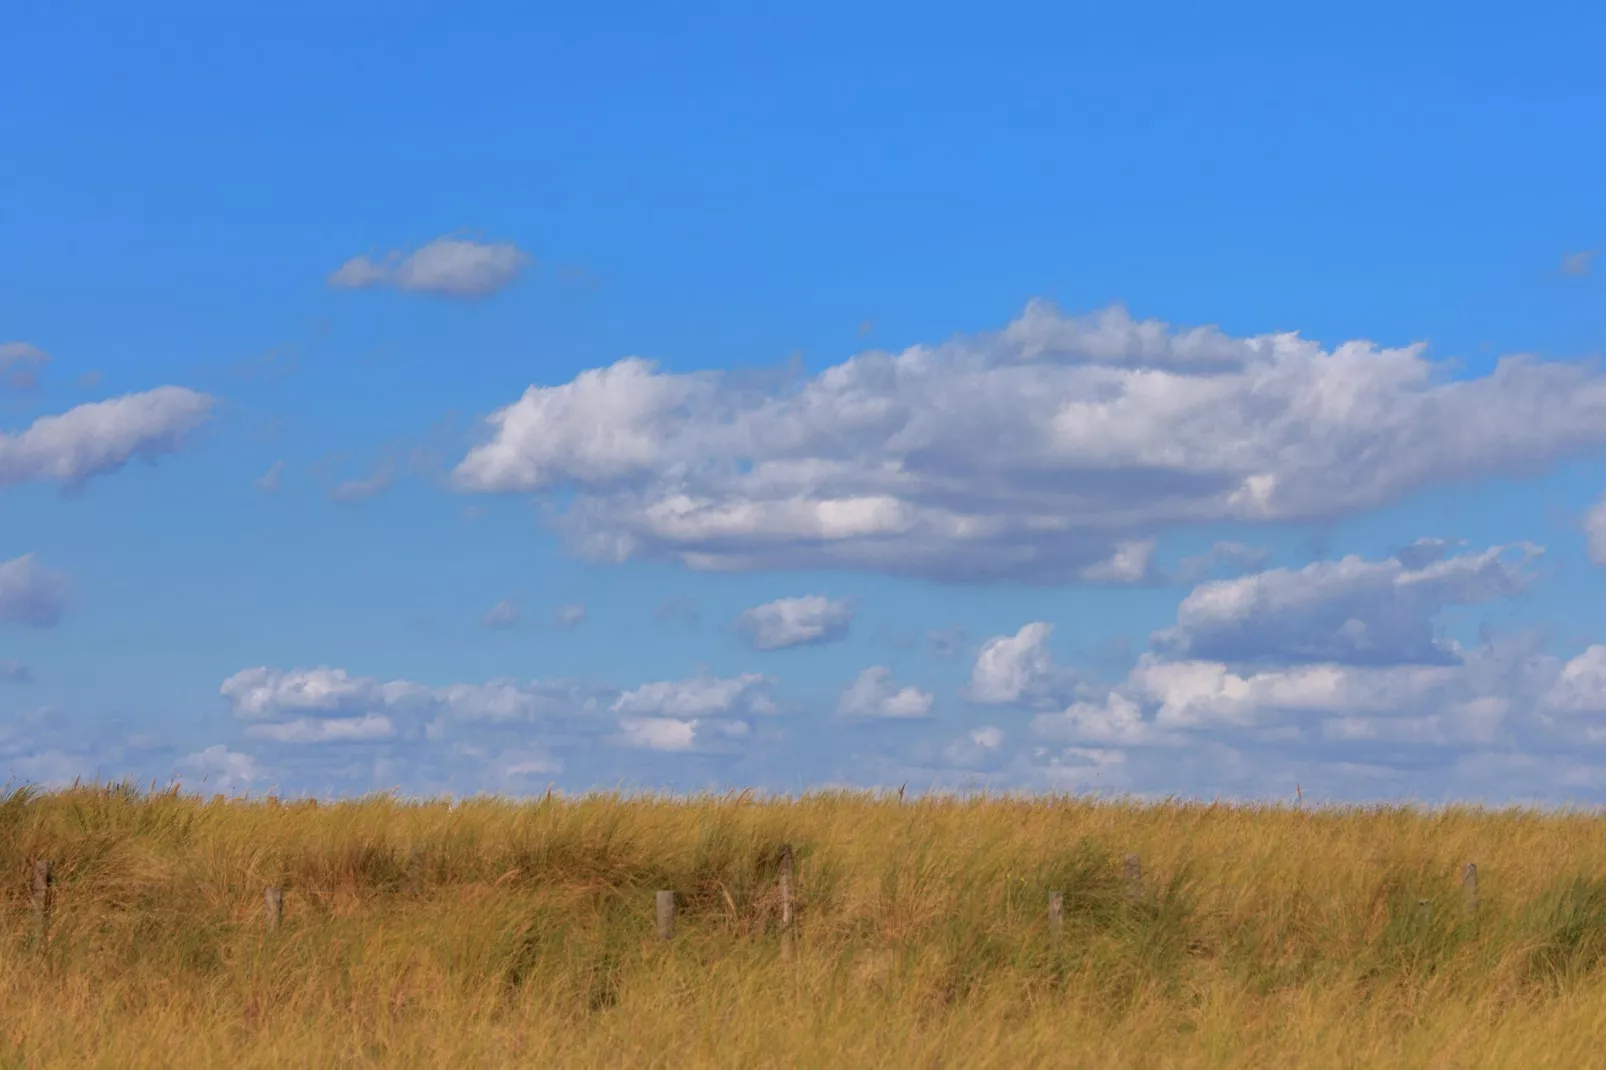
xmin=4 ymin=783 xmax=1606 ymax=1067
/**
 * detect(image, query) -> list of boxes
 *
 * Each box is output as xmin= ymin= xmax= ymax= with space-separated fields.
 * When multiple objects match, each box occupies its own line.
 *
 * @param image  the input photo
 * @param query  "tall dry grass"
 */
xmin=3 ymin=783 xmax=1606 ymax=1067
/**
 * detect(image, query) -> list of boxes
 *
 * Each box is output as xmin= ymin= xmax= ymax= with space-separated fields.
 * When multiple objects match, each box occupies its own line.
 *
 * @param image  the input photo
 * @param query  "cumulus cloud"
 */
xmin=1586 ymin=494 xmax=1606 ymax=567
xmin=0 ymin=388 xmax=213 ymax=488
xmin=1028 ymin=633 xmax=1606 ymax=757
xmin=0 ymin=555 xmax=68 ymax=627
xmin=1546 ymin=645 xmax=1606 ymax=714
xmin=968 ymin=622 xmax=1079 ymax=707
xmin=1151 ymin=543 xmax=1539 ymax=666
xmin=0 ymin=342 xmax=49 ymax=392
xmin=452 ymin=301 xmax=1606 ymax=583
xmin=736 ymin=595 xmax=853 ymax=650
xmin=838 ymin=666 xmax=934 ymax=718
xmin=329 ymin=236 xmax=530 ymax=299
xmin=176 ymin=745 xmax=260 ymax=792
xmin=611 ymin=673 xmax=776 ymax=718
xmin=1078 ymin=539 xmax=1159 ymax=584
xmin=1024 ymin=544 xmax=1553 ymax=756
xmin=607 ymin=673 xmax=774 ymax=752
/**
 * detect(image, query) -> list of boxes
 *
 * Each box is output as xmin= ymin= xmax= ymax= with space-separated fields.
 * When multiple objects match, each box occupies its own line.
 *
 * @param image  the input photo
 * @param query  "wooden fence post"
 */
xmin=265 ymin=886 xmax=284 ymax=932
xmin=1123 ymin=854 xmax=1141 ymax=902
xmin=31 ymin=859 xmax=52 ymax=939
xmin=656 ymin=890 xmax=676 ymax=941
xmin=1461 ymin=863 xmax=1478 ymax=917
xmin=1048 ymin=891 xmax=1064 ymax=941
xmin=778 ymin=844 xmax=795 ymax=961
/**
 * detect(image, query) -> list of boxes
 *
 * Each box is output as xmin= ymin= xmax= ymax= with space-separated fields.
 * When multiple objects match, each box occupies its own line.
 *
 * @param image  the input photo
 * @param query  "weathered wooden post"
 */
xmin=1048 ymin=891 xmax=1064 ymax=941
xmin=656 ymin=890 xmax=676 ymax=940
xmin=1123 ymin=854 xmax=1141 ymax=902
xmin=265 ymin=886 xmax=284 ymax=931
xmin=778 ymin=844 xmax=795 ymax=961
xmin=1461 ymin=862 xmax=1478 ymax=917
xmin=31 ymin=859 xmax=52 ymax=940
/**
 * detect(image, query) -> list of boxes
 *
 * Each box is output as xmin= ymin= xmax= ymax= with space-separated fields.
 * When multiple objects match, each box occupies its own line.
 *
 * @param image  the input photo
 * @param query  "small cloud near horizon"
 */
xmin=328 ymin=235 xmax=531 ymax=299
xmin=1561 ymin=250 xmax=1597 ymax=277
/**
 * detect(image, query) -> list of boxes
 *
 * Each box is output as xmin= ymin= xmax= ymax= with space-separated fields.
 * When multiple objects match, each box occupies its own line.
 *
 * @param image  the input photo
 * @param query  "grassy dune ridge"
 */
xmin=4 ymin=784 xmax=1606 ymax=1067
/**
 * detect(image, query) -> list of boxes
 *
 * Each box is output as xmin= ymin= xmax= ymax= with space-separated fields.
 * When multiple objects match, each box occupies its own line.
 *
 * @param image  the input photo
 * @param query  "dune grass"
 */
xmin=3 ymin=783 xmax=1606 ymax=1067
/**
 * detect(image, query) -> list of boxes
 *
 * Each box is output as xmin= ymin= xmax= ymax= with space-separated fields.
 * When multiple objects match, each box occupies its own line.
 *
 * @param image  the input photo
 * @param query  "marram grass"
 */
xmin=5 ymin=784 xmax=1606 ymax=1067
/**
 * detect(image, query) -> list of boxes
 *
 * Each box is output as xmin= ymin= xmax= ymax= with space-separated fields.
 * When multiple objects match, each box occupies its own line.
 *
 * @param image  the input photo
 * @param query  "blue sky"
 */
xmin=3 ymin=1 xmax=1605 ymax=804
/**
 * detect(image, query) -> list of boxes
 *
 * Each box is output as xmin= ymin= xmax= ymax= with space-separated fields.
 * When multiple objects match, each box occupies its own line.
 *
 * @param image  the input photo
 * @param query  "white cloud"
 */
xmin=1078 ymin=539 xmax=1158 ymax=584
xmin=838 ymin=666 xmax=934 ymax=718
xmin=736 ymin=594 xmax=853 ymax=650
xmin=329 ymin=236 xmax=530 ymax=298
xmin=176 ymin=745 xmax=260 ymax=792
xmin=1033 ymin=692 xmax=1184 ymax=747
xmin=451 ymin=742 xmax=563 ymax=782
xmin=454 ymin=358 xmax=705 ymax=492
xmin=246 ymin=714 xmax=396 ymax=744
xmin=611 ymin=673 xmax=776 ymax=718
xmin=3 ymin=749 xmax=93 ymax=790
xmin=1586 ymin=494 xmax=1606 ymax=567
xmin=219 ymin=667 xmax=607 ymax=733
xmin=941 ymin=725 xmax=1007 ymax=768
xmin=483 ymin=600 xmax=519 ymax=629
xmin=554 ymin=603 xmax=587 ymax=628
xmin=0 ymin=342 xmax=49 ymax=392
xmin=618 ymin=717 xmax=700 ymax=752
xmin=1028 ymin=634 xmax=1603 ymax=755
xmin=452 ymin=301 xmax=1606 ymax=582
xmin=0 ymin=555 xmax=68 ymax=627
xmin=0 ymin=387 xmax=213 ymax=488
xmin=1152 ymin=543 xmax=1539 ymax=665
xmin=1546 ymin=645 xmax=1606 ymax=714
xmin=221 ymin=666 xmax=425 ymax=721
xmin=968 ymin=622 xmax=1078 ymax=707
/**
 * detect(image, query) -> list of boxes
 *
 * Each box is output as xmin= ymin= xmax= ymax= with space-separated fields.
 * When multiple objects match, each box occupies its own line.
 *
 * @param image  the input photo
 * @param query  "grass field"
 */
xmin=4 ymin=784 xmax=1606 ymax=1068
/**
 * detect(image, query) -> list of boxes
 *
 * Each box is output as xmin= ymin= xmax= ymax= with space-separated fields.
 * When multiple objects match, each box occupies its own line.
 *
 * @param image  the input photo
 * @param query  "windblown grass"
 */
xmin=3 ymin=783 xmax=1606 ymax=1067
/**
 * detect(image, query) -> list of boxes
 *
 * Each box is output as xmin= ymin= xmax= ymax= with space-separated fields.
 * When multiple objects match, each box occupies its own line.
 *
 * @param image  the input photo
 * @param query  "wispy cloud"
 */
xmin=328 ymin=464 xmax=394 ymax=503
xmin=0 ymin=342 xmax=49 ymax=392
xmin=1562 ymin=249 xmax=1597 ymax=278
xmin=329 ymin=235 xmax=531 ymax=299
xmin=256 ymin=460 xmax=285 ymax=491
xmin=483 ymin=600 xmax=520 ymax=629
